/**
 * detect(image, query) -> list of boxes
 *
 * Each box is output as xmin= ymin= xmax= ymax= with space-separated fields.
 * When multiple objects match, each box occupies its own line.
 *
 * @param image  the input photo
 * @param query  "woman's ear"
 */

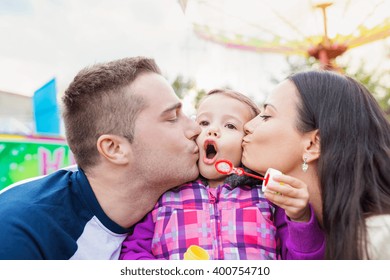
xmin=303 ymin=129 xmax=320 ymax=163
xmin=96 ymin=134 xmax=132 ymax=165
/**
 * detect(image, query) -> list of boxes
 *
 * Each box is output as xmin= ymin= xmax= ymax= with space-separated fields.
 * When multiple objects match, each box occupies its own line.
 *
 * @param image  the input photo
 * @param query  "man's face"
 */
xmin=130 ymin=72 xmax=200 ymax=190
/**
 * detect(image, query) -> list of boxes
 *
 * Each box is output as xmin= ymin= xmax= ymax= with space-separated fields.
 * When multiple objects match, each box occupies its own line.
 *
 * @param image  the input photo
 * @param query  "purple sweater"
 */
xmin=120 ymin=182 xmax=325 ymax=260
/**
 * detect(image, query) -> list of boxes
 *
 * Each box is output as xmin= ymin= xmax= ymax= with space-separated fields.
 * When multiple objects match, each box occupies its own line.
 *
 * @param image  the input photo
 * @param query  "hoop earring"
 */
xmin=302 ymin=156 xmax=308 ymax=172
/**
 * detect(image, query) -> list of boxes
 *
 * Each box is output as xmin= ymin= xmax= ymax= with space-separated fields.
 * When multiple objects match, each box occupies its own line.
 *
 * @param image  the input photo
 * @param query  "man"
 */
xmin=0 ymin=57 xmax=200 ymax=259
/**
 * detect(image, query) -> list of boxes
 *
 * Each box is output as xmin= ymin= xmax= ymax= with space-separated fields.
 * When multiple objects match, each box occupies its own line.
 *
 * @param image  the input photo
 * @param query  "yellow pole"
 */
xmin=315 ymin=2 xmax=333 ymax=45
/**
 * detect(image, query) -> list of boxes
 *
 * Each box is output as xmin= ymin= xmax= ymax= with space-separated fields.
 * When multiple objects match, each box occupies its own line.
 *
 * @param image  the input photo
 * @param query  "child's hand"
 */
xmin=264 ymin=174 xmax=311 ymax=222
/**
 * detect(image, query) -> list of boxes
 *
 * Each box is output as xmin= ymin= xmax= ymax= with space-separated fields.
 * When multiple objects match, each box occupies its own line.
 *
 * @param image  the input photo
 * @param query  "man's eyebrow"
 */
xmin=263 ymin=103 xmax=277 ymax=111
xmin=160 ymin=102 xmax=182 ymax=116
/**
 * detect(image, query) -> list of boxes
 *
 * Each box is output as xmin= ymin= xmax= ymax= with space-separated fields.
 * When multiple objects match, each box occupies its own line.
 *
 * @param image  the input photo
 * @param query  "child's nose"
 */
xmin=207 ymin=128 xmax=219 ymax=137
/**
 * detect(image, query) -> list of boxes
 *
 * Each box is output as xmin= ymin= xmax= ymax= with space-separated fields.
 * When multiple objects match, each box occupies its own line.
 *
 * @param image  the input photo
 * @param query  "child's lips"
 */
xmin=203 ymin=154 xmax=217 ymax=165
xmin=203 ymin=139 xmax=216 ymax=150
xmin=203 ymin=139 xmax=218 ymax=165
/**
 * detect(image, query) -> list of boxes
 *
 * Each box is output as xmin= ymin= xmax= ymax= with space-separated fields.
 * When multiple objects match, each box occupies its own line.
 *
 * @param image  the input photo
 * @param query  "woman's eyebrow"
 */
xmin=263 ymin=103 xmax=277 ymax=111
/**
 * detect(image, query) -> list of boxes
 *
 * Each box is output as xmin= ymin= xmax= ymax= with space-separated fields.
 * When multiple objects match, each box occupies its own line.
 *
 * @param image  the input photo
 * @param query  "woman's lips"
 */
xmin=242 ymin=137 xmax=251 ymax=147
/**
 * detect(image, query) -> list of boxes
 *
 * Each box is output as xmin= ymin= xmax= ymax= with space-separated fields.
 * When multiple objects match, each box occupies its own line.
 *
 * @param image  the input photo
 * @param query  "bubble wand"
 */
xmin=215 ymin=159 xmax=282 ymax=192
xmin=214 ymin=159 xmax=264 ymax=180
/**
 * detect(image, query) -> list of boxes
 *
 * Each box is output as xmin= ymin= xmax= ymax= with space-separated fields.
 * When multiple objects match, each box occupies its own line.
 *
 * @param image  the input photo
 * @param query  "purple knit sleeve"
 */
xmin=275 ymin=204 xmax=325 ymax=260
xmin=119 ymin=212 xmax=157 ymax=260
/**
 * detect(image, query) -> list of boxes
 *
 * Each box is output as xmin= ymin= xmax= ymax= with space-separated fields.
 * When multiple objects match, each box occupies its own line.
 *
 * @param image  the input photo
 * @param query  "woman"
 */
xmin=242 ymin=70 xmax=390 ymax=259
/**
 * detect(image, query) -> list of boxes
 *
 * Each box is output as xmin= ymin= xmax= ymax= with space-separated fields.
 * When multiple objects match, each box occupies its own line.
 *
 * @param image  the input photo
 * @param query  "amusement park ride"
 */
xmin=182 ymin=0 xmax=390 ymax=70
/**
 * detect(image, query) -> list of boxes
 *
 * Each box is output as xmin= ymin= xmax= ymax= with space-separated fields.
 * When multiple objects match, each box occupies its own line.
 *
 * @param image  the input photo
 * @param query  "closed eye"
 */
xmin=167 ymin=112 xmax=179 ymax=122
xmin=259 ymin=115 xmax=271 ymax=121
xmin=167 ymin=115 xmax=178 ymax=122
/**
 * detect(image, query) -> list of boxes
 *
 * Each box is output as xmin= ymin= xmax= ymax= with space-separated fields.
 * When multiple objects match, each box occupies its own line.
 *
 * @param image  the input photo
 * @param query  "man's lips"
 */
xmin=193 ymin=146 xmax=199 ymax=154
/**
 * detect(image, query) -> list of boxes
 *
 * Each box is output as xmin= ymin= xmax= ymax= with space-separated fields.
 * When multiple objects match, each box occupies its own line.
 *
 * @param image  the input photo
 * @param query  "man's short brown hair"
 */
xmin=62 ymin=57 xmax=161 ymax=169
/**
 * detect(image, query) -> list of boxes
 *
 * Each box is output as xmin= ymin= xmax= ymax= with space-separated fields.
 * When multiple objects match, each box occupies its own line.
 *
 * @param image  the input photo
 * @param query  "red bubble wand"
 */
xmin=215 ymin=159 xmax=283 ymax=192
xmin=214 ymin=159 xmax=264 ymax=180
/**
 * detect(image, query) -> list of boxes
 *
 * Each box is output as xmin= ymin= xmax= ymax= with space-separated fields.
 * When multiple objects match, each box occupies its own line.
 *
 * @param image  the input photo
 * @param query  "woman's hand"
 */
xmin=264 ymin=174 xmax=311 ymax=222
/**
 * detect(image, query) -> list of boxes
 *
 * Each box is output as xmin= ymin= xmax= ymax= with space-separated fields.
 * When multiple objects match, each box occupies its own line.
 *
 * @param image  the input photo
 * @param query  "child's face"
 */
xmin=195 ymin=94 xmax=254 ymax=182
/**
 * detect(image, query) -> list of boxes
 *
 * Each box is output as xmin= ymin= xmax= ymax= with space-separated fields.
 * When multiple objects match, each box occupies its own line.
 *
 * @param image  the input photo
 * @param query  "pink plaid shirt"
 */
xmin=151 ymin=180 xmax=277 ymax=260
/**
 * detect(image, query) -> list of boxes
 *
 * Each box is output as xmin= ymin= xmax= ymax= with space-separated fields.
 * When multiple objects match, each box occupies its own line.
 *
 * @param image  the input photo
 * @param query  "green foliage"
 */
xmin=171 ymin=75 xmax=206 ymax=108
xmin=342 ymin=62 xmax=390 ymax=117
xmin=193 ymin=89 xmax=207 ymax=109
xmin=274 ymin=57 xmax=390 ymax=118
xmin=171 ymin=75 xmax=196 ymax=99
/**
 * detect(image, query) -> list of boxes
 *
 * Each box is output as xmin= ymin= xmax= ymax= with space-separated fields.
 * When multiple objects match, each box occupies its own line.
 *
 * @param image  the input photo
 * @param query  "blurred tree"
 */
xmin=272 ymin=57 xmax=390 ymax=118
xmin=171 ymin=75 xmax=206 ymax=108
xmin=342 ymin=62 xmax=390 ymax=117
xmin=171 ymin=75 xmax=196 ymax=99
xmin=193 ymin=89 xmax=207 ymax=109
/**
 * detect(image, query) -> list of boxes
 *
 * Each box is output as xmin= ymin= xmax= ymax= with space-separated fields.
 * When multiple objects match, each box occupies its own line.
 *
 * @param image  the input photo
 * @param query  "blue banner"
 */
xmin=33 ymin=78 xmax=60 ymax=135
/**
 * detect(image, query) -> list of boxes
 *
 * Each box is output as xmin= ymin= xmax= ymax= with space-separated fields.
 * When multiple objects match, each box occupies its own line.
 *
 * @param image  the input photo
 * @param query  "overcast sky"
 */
xmin=1 ymin=0 xmax=389 ymax=111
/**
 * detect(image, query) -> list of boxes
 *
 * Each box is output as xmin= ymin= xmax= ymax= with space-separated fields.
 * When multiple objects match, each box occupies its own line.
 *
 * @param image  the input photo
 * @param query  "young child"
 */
xmin=120 ymin=89 xmax=324 ymax=260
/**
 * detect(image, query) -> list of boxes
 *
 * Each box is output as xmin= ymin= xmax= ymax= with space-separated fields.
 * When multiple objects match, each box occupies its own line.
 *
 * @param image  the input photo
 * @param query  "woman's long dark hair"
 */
xmin=289 ymin=70 xmax=390 ymax=259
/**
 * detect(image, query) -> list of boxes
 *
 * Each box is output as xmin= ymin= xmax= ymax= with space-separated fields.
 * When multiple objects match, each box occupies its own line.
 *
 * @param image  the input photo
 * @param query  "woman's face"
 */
xmin=242 ymin=80 xmax=306 ymax=175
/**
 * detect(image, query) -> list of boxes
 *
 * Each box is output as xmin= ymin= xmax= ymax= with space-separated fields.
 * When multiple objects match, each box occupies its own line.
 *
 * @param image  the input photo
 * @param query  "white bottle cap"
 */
xmin=262 ymin=168 xmax=282 ymax=192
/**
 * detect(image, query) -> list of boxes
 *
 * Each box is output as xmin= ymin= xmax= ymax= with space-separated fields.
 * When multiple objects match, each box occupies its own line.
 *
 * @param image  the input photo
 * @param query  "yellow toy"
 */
xmin=183 ymin=245 xmax=210 ymax=260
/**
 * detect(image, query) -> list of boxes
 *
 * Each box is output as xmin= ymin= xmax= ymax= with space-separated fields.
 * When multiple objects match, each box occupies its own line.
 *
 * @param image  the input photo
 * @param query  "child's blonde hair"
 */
xmin=198 ymin=89 xmax=260 ymax=119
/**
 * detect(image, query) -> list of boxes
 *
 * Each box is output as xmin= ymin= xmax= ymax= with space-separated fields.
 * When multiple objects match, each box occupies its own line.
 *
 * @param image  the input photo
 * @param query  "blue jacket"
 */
xmin=0 ymin=168 xmax=131 ymax=259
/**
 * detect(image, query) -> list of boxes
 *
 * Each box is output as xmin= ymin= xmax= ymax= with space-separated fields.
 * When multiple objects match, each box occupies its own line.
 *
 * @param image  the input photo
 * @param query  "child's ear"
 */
xmin=303 ymin=129 xmax=320 ymax=163
xmin=96 ymin=134 xmax=133 ymax=165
